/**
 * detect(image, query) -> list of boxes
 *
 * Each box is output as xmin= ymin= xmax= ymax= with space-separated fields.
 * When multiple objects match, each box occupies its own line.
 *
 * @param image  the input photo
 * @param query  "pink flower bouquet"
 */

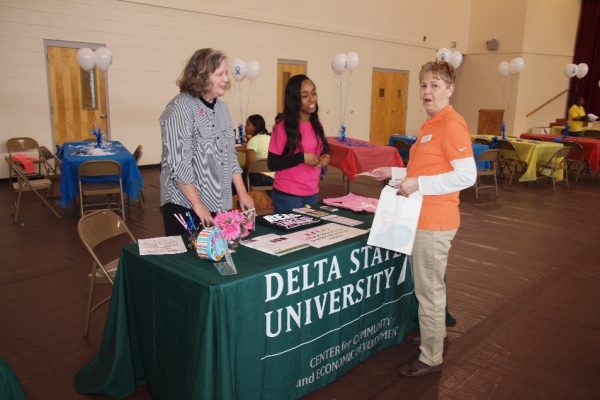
xmin=213 ymin=209 xmax=255 ymax=241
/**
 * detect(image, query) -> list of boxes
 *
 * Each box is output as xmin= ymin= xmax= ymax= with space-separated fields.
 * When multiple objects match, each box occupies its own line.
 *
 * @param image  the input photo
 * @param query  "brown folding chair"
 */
xmin=246 ymin=158 xmax=273 ymax=192
xmin=535 ymin=146 xmax=570 ymax=192
xmin=77 ymin=210 xmax=136 ymax=336
xmin=473 ymin=137 xmax=492 ymax=146
xmin=4 ymin=156 xmax=61 ymax=224
xmin=562 ymin=141 xmax=588 ymax=182
xmin=392 ymin=140 xmax=411 ymax=165
xmin=38 ymin=146 xmax=62 ymax=198
xmin=497 ymin=140 xmax=527 ymax=184
xmin=6 ymin=137 xmax=42 ymax=183
xmin=475 ymin=149 xmax=500 ymax=199
xmin=129 ymin=145 xmax=145 ymax=210
xmin=78 ymin=160 xmax=126 ymax=221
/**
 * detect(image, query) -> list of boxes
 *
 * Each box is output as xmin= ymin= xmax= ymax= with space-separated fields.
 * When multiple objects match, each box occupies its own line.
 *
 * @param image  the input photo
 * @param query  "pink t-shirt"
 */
xmin=269 ymin=120 xmax=323 ymax=196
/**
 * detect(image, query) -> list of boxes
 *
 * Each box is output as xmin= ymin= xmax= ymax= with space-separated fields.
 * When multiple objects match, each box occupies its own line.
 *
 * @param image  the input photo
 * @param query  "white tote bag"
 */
xmin=367 ymin=185 xmax=423 ymax=255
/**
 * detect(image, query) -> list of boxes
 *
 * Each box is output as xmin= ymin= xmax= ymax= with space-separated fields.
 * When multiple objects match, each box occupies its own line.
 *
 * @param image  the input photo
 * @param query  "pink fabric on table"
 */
xmin=12 ymin=153 xmax=36 ymax=174
xmin=323 ymin=193 xmax=379 ymax=213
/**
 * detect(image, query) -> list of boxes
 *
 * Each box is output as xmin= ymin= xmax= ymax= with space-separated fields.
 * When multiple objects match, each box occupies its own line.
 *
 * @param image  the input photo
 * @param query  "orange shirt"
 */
xmin=407 ymin=106 xmax=473 ymax=230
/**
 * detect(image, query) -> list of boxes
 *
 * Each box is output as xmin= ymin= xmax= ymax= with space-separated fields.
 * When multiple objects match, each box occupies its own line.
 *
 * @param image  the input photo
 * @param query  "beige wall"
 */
xmin=0 ymin=0 xmax=579 ymax=179
xmin=453 ymin=0 xmax=579 ymax=136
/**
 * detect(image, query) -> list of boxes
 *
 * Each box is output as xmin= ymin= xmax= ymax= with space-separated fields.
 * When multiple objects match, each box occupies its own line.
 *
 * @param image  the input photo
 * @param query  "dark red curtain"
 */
xmin=567 ymin=0 xmax=600 ymax=116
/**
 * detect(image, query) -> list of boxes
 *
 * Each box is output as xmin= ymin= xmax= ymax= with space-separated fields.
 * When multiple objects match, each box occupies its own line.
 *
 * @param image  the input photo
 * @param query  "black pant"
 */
xmin=161 ymin=203 xmax=199 ymax=236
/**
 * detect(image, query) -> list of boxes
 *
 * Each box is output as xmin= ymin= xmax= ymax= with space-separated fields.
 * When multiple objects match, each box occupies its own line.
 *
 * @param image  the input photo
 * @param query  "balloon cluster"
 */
xmin=76 ymin=47 xmax=112 ymax=71
xmin=436 ymin=48 xmax=463 ymax=68
xmin=563 ymin=63 xmax=588 ymax=79
xmin=497 ymin=58 xmax=525 ymax=76
xmin=330 ymin=52 xmax=359 ymax=75
xmin=230 ymin=59 xmax=261 ymax=81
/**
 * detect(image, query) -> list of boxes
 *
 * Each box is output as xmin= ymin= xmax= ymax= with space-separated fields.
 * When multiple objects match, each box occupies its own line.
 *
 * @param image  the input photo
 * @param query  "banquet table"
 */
xmin=520 ymin=133 xmax=600 ymax=174
xmin=74 ymin=211 xmax=418 ymax=400
xmin=60 ymin=141 xmax=143 ymax=208
xmin=472 ymin=135 xmax=564 ymax=182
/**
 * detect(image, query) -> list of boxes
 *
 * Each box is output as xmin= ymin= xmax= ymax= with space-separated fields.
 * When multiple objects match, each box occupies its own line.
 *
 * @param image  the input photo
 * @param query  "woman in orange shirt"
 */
xmin=371 ymin=61 xmax=476 ymax=376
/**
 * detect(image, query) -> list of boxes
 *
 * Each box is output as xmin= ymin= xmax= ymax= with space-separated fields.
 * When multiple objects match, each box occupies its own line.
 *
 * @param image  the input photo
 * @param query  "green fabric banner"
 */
xmin=75 ymin=216 xmax=418 ymax=399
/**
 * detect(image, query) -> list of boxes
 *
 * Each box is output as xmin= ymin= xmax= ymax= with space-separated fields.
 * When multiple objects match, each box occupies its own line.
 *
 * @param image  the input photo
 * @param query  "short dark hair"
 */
xmin=177 ymin=48 xmax=230 ymax=98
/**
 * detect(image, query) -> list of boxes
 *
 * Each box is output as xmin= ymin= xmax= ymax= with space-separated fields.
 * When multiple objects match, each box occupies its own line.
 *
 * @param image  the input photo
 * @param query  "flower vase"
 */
xmin=96 ymin=135 xmax=102 ymax=149
xmin=228 ymin=238 xmax=241 ymax=254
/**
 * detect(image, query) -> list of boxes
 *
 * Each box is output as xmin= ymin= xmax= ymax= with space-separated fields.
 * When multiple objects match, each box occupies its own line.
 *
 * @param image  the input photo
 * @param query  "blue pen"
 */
xmin=186 ymin=212 xmax=196 ymax=231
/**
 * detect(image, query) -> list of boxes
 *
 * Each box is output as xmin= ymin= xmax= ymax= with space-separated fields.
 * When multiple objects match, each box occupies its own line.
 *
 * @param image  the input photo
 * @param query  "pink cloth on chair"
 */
xmin=323 ymin=193 xmax=379 ymax=213
xmin=12 ymin=153 xmax=37 ymax=174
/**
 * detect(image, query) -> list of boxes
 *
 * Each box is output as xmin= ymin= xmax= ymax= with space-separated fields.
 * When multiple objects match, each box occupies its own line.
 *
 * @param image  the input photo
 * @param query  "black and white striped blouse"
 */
xmin=159 ymin=92 xmax=242 ymax=212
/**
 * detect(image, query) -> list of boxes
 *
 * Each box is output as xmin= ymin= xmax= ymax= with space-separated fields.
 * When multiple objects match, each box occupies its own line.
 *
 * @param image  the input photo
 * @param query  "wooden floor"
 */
xmin=2 ymin=166 xmax=600 ymax=400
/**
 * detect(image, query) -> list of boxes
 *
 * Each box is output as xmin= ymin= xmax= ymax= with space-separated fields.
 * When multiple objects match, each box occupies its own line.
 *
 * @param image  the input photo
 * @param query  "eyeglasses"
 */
xmin=435 ymin=61 xmax=454 ymax=84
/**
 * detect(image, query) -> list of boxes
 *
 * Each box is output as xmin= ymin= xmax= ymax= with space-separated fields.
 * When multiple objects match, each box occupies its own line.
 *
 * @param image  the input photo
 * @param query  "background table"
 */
xmin=473 ymin=135 xmax=564 ymax=182
xmin=60 ymin=141 xmax=143 ymax=208
xmin=327 ymin=137 xmax=404 ymax=179
xmin=520 ymin=133 xmax=600 ymax=174
xmin=75 ymin=211 xmax=418 ymax=400
xmin=390 ymin=135 xmax=489 ymax=168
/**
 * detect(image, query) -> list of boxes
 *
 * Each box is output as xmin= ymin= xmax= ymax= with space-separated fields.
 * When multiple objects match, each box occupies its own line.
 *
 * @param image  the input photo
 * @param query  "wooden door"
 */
xmin=277 ymin=60 xmax=307 ymax=113
xmin=369 ymin=69 xmax=408 ymax=145
xmin=46 ymin=45 xmax=109 ymax=145
xmin=477 ymin=109 xmax=504 ymax=135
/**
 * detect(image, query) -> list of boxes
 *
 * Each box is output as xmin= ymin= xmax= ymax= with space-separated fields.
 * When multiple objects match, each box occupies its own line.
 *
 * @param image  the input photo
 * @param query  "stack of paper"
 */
xmin=241 ymin=233 xmax=309 ymax=256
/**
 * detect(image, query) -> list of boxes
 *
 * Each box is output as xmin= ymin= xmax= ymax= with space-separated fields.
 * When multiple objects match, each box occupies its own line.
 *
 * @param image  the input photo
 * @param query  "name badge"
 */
xmin=421 ymin=134 xmax=432 ymax=143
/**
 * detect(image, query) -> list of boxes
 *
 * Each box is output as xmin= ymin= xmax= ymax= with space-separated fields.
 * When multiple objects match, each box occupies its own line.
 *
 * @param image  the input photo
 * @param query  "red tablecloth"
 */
xmin=327 ymin=137 xmax=404 ymax=179
xmin=520 ymin=133 xmax=600 ymax=173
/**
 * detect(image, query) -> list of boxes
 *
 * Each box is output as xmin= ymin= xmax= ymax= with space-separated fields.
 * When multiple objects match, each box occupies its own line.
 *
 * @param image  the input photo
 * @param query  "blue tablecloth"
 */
xmin=472 ymin=142 xmax=491 ymax=169
xmin=60 ymin=141 xmax=143 ymax=208
xmin=389 ymin=135 xmax=417 ymax=161
xmin=390 ymin=135 xmax=489 ymax=168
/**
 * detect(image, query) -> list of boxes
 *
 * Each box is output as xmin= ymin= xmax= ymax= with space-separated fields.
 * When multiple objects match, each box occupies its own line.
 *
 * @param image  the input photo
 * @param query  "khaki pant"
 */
xmin=410 ymin=229 xmax=457 ymax=366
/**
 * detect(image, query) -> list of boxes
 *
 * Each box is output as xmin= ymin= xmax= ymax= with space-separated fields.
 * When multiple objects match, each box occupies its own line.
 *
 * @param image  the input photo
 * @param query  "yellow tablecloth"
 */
xmin=472 ymin=135 xmax=564 ymax=182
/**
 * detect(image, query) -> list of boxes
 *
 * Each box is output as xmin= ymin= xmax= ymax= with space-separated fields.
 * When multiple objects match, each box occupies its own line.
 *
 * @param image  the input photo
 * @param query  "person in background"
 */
xmin=267 ymin=75 xmax=330 ymax=213
xmin=243 ymin=114 xmax=274 ymax=188
xmin=370 ymin=61 xmax=476 ymax=377
xmin=159 ymin=48 xmax=254 ymax=235
xmin=568 ymin=96 xmax=587 ymax=136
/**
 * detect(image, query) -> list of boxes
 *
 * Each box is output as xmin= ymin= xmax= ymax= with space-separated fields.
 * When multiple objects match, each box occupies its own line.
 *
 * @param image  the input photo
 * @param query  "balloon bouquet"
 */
xmin=76 ymin=47 xmax=113 ymax=144
xmin=229 ymin=58 xmax=261 ymax=144
xmin=497 ymin=57 xmax=525 ymax=139
xmin=563 ymin=62 xmax=589 ymax=136
xmin=330 ymin=51 xmax=359 ymax=142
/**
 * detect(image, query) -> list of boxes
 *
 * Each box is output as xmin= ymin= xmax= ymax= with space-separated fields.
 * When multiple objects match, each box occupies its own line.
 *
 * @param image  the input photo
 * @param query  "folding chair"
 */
xmin=392 ymin=140 xmax=411 ymax=165
xmin=6 ymin=137 xmax=42 ymax=183
xmin=78 ymin=160 xmax=126 ymax=221
xmin=473 ymin=137 xmax=492 ymax=146
xmin=4 ymin=156 xmax=61 ymax=224
xmin=498 ymin=140 xmax=527 ymax=184
xmin=535 ymin=146 xmax=570 ymax=192
xmin=246 ymin=158 xmax=274 ymax=192
xmin=38 ymin=146 xmax=62 ymax=198
xmin=77 ymin=210 xmax=136 ymax=336
xmin=562 ymin=141 xmax=588 ymax=182
xmin=474 ymin=149 xmax=500 ymax=199
xmin=129 ymin=144 xmax=145 ymax=210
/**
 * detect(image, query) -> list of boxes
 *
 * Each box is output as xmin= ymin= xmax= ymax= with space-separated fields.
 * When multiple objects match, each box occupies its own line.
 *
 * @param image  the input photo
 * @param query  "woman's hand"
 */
xmin=394 ymin=177 xmax=419 ymax=196
xmin=370 ymin=167 xmax=392 ymax=181
xmin=304 ymin=152 xmax=320 ymax=167
xmin=237 ymin=191 xmax=255 ymax=211
xmin=193 ymin=204 xmax=213 ymax=228
xmin=316 ymin=153 xmax=330 ymax=168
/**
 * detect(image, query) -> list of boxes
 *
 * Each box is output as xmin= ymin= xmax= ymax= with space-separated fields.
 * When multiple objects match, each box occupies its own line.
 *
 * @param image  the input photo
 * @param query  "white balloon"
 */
xmin=575 ymin=63 xmax=589 ymax=79
xmin=448 ymin=51 xmax=463 ymax=68
xmin=331 ymin=53 xmax=348 ymax=75
xmin=231 ymin=58 xmax=247 ymax=81
xmin=77 ymin=48 xmax=95 ymax=71
xmin=564 ymin=63 xmax=577 ymax=78
xmin=94 ymin=47 xmax=112 ymax=71
xmin=245 ymin=60 xmax=261 ymax=81
xmin=498 ymin=61 xmax=510 ymax=76
xmin=436 ymin=48 xmax=452 ymax=63
xmin=346 ymin=51 xmax=359 ymax=71
xmin=509 ymin=57 xmax=525 ymax=74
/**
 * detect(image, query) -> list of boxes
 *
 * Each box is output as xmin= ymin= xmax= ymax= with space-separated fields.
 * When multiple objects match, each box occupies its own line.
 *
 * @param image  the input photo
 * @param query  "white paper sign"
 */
xmin=286 ymin=223 xmax=368 ymax=248
xmin=138 ymin=236 xmax=188 ymax=255
xmin=367 ymin=186 xmax=422 ymax=255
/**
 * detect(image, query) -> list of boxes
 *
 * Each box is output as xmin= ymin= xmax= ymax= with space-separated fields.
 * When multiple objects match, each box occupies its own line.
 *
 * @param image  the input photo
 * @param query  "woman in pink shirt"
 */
xmin=268 ymin=75 xmax=330 ymax=212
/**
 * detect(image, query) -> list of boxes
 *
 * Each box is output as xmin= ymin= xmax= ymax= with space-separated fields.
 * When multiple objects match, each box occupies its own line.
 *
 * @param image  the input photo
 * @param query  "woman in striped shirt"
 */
xmin=159 ymin=48 xmax=254 ymax=235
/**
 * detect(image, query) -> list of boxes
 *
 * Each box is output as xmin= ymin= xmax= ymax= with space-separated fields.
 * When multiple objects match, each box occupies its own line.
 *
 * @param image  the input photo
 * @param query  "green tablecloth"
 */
xmin=74 ymin=212 xmax=419 ymax=399
xmin=0 ymin=358 xmax=27 ymax=400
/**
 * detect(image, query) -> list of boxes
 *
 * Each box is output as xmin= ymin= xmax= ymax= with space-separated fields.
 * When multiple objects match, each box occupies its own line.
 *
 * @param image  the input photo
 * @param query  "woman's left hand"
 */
xmin=394 ymin=177 xmax=419 ymax=196
xmin=237 ymin=191 xmax=255 ymax=211
xmin=316 ymin=153 xmax=330 ymax=168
